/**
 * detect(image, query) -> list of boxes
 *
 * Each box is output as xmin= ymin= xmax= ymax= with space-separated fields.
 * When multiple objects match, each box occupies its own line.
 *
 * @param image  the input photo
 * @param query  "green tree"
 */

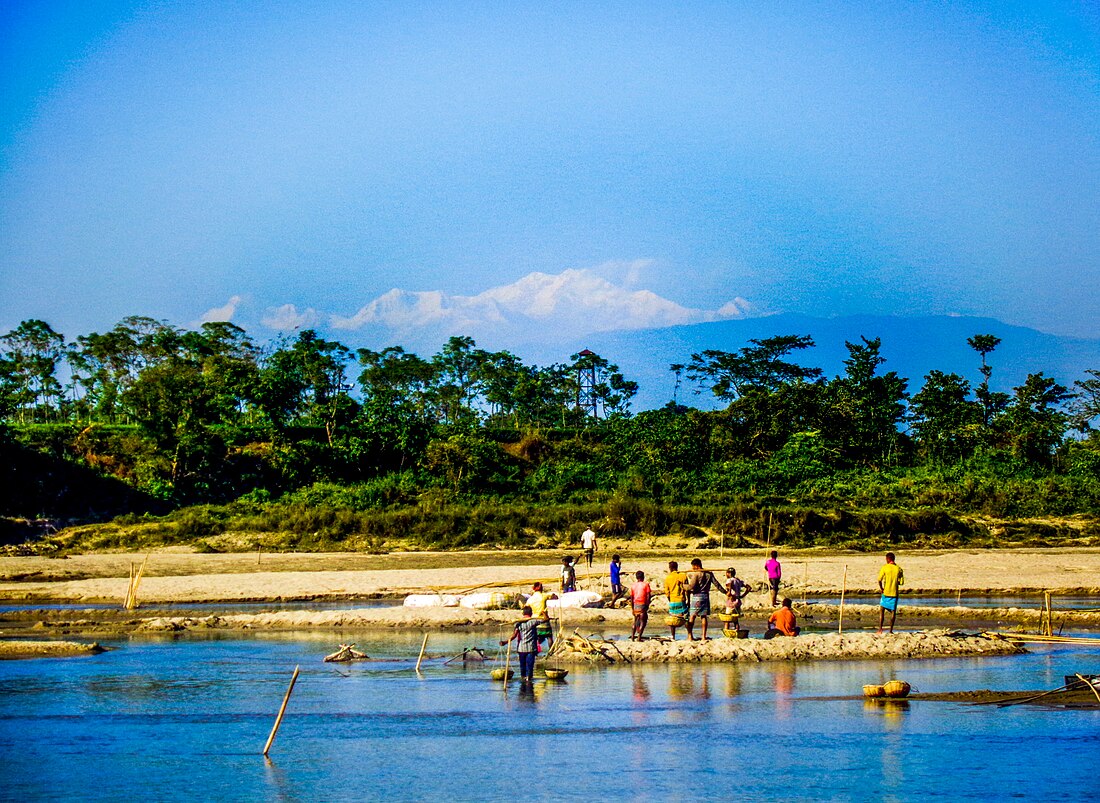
xmin=0 ymin=319 xmax=68 ymax=422
xmin=1000 ymin=372 xmax=1070 ymax=465
xmin=825 ymin=337 xmax=909 ymax=465
xmin=967 ymin=333 xmax=1009 ymax=426
xmin=569 ymin=349 xmax=638 ymax=421
xmin=909 ymin=371 xmax=982 ymax=461
xmin=681 ymin=334 xmax=821 ymax=402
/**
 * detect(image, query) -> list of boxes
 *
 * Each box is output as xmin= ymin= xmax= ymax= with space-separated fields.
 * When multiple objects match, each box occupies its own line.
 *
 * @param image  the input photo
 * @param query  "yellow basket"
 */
xmin=717 ymin=612 xmax=736 ymax=623
xmin=490 ymin=668 xmax=514 ymax=681
xmin=543 ymin=667 xmax=569 ymax=680
xmin=883 ymin=680 xmax=911 ymax=698
xmin=664 ymin=615 xmax=686 ymax=627
xmin=722 ymin=628 xmax=737 ymax=638
xmin=863 ymin=684 xmax=886 ymax=698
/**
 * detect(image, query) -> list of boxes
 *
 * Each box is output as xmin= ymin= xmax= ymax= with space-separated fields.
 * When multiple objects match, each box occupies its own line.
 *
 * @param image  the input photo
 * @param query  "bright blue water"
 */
xmin=1 ymin=631 xmax=1099 ymax=802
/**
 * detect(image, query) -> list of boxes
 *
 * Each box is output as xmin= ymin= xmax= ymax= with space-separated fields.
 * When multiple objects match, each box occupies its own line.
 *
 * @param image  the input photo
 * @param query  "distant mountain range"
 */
xmin=516 ymin=314 xmax=1100 ymax=412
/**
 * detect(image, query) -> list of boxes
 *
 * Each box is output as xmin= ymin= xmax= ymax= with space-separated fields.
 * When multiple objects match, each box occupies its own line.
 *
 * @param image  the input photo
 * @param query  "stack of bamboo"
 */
xmin=123 ymin=555 xmax=150 ymax=610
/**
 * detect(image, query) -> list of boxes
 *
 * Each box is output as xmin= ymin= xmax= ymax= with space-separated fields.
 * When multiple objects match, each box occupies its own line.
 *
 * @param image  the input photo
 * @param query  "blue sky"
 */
xmin=1 ymin=1 xmax=1098 ymax=347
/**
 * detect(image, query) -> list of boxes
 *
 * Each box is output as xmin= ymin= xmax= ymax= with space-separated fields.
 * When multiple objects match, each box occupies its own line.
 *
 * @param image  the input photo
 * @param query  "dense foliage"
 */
xmin=2 ymin=316 xmax=1099 ymax=548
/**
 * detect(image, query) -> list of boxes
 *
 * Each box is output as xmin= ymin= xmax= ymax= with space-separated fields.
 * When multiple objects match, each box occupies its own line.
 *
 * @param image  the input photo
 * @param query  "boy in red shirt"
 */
xmin=630 ymin=571 xmax=652 ymax=641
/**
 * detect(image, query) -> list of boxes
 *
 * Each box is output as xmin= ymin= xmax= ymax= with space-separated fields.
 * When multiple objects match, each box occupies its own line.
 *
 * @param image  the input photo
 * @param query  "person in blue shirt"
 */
xmin=609 ymin=554 xmax=625 ymax=606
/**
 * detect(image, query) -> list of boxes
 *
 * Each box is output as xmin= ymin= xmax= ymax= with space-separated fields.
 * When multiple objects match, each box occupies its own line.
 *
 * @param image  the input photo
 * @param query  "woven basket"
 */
xmin=883 ymin=680 xmax=911 ymax=698
xmin=664 ymin=614 xmax=686 ymax=627
xmin=863 ymin=684 xmax=886 ymax=698
xmin=490 ymin=668 xmax=514 ymax=681
xmin=717 ymin=612 xmax=736 ymax=623
xmin=543 ymin=667 xmax=569 ymax=680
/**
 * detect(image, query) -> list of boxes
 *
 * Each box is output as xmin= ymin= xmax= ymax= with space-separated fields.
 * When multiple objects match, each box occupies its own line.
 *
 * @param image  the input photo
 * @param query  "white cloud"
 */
xmin=198 ymin=295 xmax=241 ymax=323
xmin=262 ymin=303 xmax=319 ymax=331
xmin=330 ymin=267 xmax=754 ymax=340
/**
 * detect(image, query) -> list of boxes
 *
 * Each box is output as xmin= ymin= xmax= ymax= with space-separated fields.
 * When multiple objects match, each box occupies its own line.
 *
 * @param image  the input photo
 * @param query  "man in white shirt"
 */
xmin=580 ymin=526 xmax=597 ymax=568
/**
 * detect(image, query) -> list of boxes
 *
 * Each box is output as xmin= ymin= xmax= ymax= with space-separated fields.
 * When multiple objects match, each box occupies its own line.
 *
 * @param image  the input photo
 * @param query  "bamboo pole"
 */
xmin=126 ymin=554 xmax=150 ymax=610
xmin=838 ymin=564 xmax=848 ymax=634
xmin=415 ymin=632 xmax=429 ymax=673
xmin=262 ymin=665 xmax=300 ymax=756
xmin=501 ymin=638 xmax=512 ymax=689
xmin=124 ymin=562 xmax=135 ymax=609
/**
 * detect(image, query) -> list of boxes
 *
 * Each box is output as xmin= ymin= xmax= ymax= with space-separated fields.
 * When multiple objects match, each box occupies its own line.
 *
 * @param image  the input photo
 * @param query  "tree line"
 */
xmin=1 ymin=315 xmax=1098 ymax=515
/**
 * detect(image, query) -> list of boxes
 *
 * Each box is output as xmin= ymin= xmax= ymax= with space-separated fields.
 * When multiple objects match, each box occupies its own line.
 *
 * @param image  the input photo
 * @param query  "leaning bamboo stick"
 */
xmin=126 ymin=553 xmax=150 ymax=610
xmin=263 ymin=665 xmax=300 ymax=756
xmin=502 ymin=638 xmax=512 ymax=689
xmin=415 ymin=632 xmax=429 ymax=673
xmin=838 ymin=564 xmax=848 ymax=634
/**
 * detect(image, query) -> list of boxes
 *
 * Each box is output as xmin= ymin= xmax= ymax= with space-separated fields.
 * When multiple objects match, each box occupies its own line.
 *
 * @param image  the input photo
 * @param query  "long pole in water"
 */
xmin=838 ymin=565 xmax=848 ymax=634
xmin=415 ymin=632 xmax=429 ymax=673
xmin=502 ymin=638 xmax=512 ymax=689
xmin=263 ymin=665 xmax=300 ymax=757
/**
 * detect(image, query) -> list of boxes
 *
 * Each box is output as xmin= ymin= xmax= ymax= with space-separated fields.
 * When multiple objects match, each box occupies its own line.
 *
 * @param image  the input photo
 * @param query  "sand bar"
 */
xmin=0 ymin=639 xmax=106 ymax=660
xmin=549 ymin=630 xmax=1025 ymax=664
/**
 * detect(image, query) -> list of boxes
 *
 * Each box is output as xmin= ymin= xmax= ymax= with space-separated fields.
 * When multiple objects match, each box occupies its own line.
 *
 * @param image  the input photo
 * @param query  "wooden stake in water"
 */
xmin=263 ymin=665 xmax=300 ymax=757
xmin=502 ymin=637 xmax=512 ymax=689
xmin=415 ymin=632 xmax=429 ymax=673
xmin=838 ymin=564 xmax=848 ymax=634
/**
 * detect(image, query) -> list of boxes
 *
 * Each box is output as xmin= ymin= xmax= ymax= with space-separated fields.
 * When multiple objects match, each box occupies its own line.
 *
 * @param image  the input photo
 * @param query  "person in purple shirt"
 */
xmin=765 ymin=550 xmax=782 ymax=606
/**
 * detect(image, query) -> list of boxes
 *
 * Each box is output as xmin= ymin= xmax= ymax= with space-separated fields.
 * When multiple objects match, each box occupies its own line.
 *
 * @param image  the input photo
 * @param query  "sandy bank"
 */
xmin=0 ymin=639 xmax=107 ymax=659
xmin=3 ymin=547 xmax=1100 ymax=604
xmin=549 ymin=630 xmax=1025 ymax=664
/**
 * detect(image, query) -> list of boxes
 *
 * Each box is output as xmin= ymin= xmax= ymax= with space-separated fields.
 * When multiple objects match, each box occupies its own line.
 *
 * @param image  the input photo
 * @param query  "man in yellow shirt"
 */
xmin=877 ymin=552 xmax=904 ymax=634
xmin=664 ymin=561 xmax=688 ymax=640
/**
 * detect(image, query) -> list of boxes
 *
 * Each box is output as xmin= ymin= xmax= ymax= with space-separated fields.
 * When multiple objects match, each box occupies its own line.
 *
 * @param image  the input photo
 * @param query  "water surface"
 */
xmin=1 ymin=631 xmax=1098 ymax=801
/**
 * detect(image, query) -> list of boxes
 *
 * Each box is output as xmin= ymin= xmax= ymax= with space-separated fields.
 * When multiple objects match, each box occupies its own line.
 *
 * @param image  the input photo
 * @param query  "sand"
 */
xmin=0 ymin=640 xmax=107 ymax=660
xmin=548 ymin=630 xmax=1025 ymax=664
xmin=3 ymin=546 xmax=1100 ymax=604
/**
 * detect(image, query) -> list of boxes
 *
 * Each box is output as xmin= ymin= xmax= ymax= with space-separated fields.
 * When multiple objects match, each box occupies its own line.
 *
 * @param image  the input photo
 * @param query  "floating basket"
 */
xmin=863 ymin=684 xmax=886 ymax=698
xmin=717 ymin=612 xmax=737 ymax=623
xmin=664 ymin=615 xmax=686 ymax=627
xmin=883 ymin=680 xmax=911 ymax=698
xmin=543 ymin=667 xmax=569 ymax=681
xmin=490 ymin=668 xmax=514 ymax=681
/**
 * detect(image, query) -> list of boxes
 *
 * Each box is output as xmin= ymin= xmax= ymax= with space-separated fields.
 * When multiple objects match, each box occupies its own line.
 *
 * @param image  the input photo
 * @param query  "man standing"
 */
xmin=684 ymin=558 xmax=723 ymax=641
xmin=878 ymin=552 xmax=904 ymax=634
xmin=765 ymin=550 xmax=782 ymax=606
xmin=630 ymin=571 xmax=652 ymax=641
xmin=580 ymin=525 xmax=597 ymax=569
xmin=501 ymin=606 xmax=541 ymax=684
xmin=664 ymin=561 xmax=688 ymax=639
xmin=609 ymin=554 xmax=625 ymax=606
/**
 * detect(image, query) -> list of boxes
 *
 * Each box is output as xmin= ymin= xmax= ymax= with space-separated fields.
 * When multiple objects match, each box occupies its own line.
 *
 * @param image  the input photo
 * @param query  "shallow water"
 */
xmin=1 ymin=631 xmax=1099 ymax=802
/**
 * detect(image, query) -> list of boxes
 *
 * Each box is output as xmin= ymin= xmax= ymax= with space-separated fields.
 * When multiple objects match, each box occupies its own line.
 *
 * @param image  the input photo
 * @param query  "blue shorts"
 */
xmin=880 ymin=595 xmax=899 ymax=612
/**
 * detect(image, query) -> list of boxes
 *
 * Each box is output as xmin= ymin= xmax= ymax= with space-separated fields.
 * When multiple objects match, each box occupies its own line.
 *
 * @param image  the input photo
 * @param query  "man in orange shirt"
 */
xmin=764 ymin=598 xmax=801 ymax=638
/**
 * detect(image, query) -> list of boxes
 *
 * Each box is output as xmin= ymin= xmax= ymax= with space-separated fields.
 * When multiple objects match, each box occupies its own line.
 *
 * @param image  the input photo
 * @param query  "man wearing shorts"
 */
xmin=684 ymin=558 xmax=722 ymax=641
xmin=878 ymin=552 xmax=904 ymax=634
xmin=609 ymin=554 xmax=625 ymax=606
xmin=664 ymin=561 xmax=688 ymax=639
xmin=630 ymin=571 xmax=652 ymax=641
xmin=765 ymin=550 xmax=782 ymax=606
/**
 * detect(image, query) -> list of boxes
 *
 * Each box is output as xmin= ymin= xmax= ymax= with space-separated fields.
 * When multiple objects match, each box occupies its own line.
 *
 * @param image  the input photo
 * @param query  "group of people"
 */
xmin=502 ymin=527 xmax=907 ymax=682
